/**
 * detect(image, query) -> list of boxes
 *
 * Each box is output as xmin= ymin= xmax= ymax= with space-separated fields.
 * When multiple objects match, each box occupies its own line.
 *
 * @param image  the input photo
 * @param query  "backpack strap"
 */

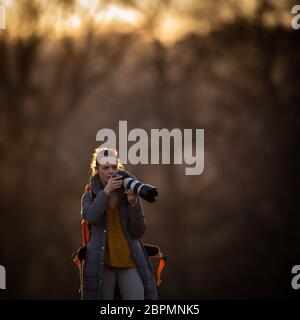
xmin=81 ymin=219 xmax=90 ymax=247
xmin=156 ymin=255 xmax=167 ymax=287
xmin=143 ymin=243 xmax=167 ymax=287
xmin=82 ymin=183 xmax=92 ymax=246
xmin=71 ymin=183 xmax=92 ymax=296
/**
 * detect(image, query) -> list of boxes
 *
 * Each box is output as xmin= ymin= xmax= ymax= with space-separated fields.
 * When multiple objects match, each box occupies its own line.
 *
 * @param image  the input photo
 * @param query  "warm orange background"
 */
xmin=0 ymin=0 xmax=299 ymax=299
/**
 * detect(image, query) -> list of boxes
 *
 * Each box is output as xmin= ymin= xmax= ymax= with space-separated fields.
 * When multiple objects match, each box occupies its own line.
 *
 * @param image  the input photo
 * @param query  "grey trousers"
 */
xmin=102 ymin=266 xmax=145 ymax=300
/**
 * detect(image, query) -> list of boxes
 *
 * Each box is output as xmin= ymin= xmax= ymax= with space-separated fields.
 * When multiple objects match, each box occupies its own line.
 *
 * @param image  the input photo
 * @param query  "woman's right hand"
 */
xmin=103 ymin=175 xmax=123 ymax=195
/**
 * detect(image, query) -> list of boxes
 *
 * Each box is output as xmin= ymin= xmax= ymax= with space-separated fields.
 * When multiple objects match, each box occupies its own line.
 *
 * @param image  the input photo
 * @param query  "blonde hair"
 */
xmin=90 ymin=147 xmax=124 ymax=176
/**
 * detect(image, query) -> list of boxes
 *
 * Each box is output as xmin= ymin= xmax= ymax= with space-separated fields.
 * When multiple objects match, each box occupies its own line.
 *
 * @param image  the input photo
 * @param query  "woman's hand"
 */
xmin=125 ymin=190 xmax=138 ymax=207
xmin=103 ymin=175 xmax=123 ymax=195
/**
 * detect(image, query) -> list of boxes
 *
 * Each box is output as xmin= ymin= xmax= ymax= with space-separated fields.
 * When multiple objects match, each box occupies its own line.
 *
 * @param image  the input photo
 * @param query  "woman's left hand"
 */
xmin=125 ymin=190 xmax=137 ymax=206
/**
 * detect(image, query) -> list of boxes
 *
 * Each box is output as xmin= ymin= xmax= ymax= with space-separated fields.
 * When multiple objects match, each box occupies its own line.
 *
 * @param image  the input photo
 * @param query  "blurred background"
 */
xmin=0 ymin=0 xmax=299 ymax=299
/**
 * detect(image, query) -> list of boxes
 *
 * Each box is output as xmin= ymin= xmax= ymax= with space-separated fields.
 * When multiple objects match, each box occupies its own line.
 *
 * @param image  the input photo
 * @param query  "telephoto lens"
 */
xmin=116 ymin=171 xmax=158 ymax=203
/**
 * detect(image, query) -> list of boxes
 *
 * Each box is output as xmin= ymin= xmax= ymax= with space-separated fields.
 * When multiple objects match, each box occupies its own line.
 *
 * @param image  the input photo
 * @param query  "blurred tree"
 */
xmin=0 ymin=0 xmax=299 ymax=299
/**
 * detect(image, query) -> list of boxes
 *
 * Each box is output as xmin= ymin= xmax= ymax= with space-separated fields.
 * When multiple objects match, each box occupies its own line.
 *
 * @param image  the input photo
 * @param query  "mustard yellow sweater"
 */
xmin=105 ymin=204 xmax=136 ymax=268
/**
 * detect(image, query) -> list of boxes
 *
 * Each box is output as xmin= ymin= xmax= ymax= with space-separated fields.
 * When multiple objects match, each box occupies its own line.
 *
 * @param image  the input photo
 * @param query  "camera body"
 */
xmin=114 ymin=170 xmax=158 ymax=203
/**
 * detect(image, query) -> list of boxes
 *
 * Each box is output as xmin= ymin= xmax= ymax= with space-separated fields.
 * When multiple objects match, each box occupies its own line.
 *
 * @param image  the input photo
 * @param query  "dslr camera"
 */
xmin=113 ymin=170 xmax=158 ymax=203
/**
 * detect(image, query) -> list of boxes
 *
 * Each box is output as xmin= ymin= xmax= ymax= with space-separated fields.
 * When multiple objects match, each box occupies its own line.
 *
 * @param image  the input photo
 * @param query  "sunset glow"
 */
xmin=1 ymin=0 xmax=293 ymax=43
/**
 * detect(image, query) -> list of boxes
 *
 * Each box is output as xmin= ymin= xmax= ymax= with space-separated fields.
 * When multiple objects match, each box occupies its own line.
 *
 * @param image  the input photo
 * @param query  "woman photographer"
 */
xmin=80 ymin=147 xmax=157 ymax=300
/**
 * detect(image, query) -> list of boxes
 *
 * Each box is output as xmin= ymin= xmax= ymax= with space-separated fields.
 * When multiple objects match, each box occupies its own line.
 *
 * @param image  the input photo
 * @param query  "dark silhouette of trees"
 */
xmin=0 ymin=0 xmax=299 ymax=299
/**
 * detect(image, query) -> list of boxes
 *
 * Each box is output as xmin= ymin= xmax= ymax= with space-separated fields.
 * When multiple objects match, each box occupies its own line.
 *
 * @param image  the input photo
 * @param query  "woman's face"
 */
xmin=97 ymin=163 xmax=118 ymax=185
